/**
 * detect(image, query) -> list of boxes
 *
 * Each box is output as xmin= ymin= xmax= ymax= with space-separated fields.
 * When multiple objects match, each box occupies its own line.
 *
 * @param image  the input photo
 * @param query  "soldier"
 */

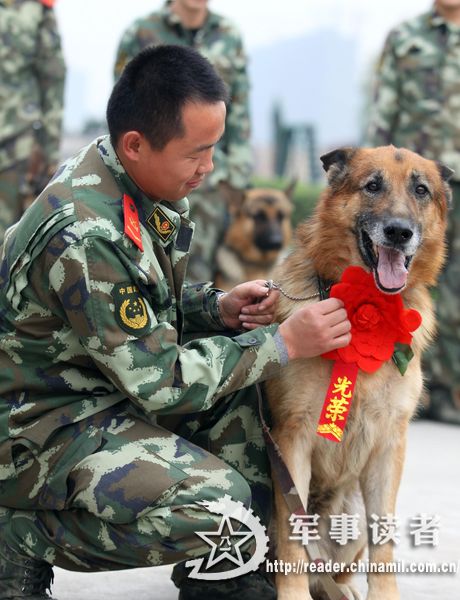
xmin=0 ymin=0 xmax=66 ymax=243
xmin=0 ymin=46 xmax=351 ymax=600
xmin=366 ymin=0 xmax=460 ymax=424
xmin=114 ymin=0 xmax=252 ymax=283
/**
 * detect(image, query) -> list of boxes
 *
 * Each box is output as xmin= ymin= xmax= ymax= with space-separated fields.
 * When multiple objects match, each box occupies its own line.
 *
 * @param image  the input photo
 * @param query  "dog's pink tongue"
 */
xmin=377 ymin=246 xmax=408 ymax=290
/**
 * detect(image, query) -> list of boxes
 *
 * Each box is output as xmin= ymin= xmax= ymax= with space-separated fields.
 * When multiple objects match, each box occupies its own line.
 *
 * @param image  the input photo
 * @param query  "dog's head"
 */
xmin=220 ymin=181 xmax=295 ymax=264
xmin=313 ymin=146 xmax=452 ymax=293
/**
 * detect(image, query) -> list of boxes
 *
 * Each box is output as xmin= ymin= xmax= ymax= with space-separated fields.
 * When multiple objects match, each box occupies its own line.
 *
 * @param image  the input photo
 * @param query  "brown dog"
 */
xmin=214 ymin=182 xmax=295 ymax=290
xmin=265 ymin=146 xmax=451 ymax=600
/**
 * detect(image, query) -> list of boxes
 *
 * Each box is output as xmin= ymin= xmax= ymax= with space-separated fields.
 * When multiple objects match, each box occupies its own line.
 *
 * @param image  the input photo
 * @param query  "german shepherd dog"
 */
xmin=265 ymin=146 xmax=451 ymax=600
xmin=214 ymin=182 xmax=296 ymax=290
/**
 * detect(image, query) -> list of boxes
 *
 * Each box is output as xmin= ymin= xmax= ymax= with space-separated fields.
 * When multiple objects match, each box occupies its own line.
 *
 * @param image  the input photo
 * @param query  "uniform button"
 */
xmin=248 ymin=337 xmax=258 ymax=345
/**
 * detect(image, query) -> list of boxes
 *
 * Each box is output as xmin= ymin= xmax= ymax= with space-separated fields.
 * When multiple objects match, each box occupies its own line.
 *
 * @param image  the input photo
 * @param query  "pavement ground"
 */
xmin=52 ymin=420 xmax=460 ymax=599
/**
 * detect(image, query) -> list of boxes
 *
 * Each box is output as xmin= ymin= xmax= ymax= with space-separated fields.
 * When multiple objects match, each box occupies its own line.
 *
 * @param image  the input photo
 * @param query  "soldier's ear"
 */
xmin=320 ymin=147 xmax=356 ymax=187
xmin=120 ymin=131 xmax=143 ymax=161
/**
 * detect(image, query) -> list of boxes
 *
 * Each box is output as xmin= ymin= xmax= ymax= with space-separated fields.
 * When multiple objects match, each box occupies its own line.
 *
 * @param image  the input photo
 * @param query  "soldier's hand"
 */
xmin=218 ymin=280 xmax=279 ymax=330
xmin=278 ymin=298 xmax=351 ymax=359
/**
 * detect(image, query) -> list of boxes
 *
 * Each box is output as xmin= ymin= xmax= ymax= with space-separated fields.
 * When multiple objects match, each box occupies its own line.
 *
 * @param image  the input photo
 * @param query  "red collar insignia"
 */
xmin=123 ymin=194 xmax=143 ymax=252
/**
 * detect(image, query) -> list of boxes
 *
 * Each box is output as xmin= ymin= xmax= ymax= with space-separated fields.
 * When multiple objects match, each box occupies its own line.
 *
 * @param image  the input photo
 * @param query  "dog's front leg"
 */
xmin=272 ymin=425 xmax=314 ymax=600
xmin=360 ymin=423 xmax=408 ymax=600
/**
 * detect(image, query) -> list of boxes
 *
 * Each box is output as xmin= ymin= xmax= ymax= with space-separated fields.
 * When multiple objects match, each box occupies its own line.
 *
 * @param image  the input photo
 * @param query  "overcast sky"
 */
xmin=54 ymin=0 xmax=432 ymax=131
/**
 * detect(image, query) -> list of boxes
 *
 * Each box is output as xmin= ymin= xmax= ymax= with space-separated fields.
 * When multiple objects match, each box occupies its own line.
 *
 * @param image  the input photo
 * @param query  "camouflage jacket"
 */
xmin=114 ymin=1 xmax=251 ymax=190
xmin=366 ymin=8 xmax=460 ymax=180
xmin=0 ymin=136 xmax=282 ymax=480
xmin=0 ymin=0 xmax=66 ymax=171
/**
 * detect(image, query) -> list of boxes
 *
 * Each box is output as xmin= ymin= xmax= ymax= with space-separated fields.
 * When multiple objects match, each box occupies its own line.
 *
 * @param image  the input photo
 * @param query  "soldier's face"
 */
xmin=130 ymin=101 xmax=226 ymax=202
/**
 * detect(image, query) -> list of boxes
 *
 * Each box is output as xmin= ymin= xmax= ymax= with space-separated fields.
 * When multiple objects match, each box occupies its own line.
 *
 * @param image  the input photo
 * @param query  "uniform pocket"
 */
xmin=0 ymin=427 xmax=104 ymax=511
xmin=396 ymin=47 xmax=441 ymax=110
xmin=65 ymin=428 xmax=189 ymax=524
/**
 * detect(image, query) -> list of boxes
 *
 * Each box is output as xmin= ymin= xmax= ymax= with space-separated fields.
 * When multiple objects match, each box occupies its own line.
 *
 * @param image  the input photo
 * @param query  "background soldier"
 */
xmin=366 ymin=0 xmax=460 ymax=424
xmin=0 ymin=0 xmax=66 ymax=243
xmin=114 ymin=0 xmax=252 ymax=283
xmin=0 ymin=46 xmax=351 ymax=600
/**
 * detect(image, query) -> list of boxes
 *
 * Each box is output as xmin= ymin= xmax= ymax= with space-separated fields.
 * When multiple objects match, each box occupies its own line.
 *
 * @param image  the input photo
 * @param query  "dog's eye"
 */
xmin=276 ymin=211 xmax=285 ymax=222
xmin=365 ymin=180 xmax=381 ymax=193
xmin=415 ymin=184 xmax=429 ymax=196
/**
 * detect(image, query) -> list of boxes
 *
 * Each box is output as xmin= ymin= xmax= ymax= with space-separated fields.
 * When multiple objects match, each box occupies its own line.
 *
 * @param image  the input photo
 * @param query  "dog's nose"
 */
xmin=255 ymin=234 xmax=283 ymax=251
xmin=383 ymin=219 xmax=414 ymax=245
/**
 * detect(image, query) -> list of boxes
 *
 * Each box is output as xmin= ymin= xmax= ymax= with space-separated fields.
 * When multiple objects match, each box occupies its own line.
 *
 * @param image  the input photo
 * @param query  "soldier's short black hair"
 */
xmin=106 ymin=44 xmax=229 ymax=150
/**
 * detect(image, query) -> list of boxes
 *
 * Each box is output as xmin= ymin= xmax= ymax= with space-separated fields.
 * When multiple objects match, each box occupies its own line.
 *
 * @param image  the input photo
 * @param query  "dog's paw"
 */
xmin=340 ymin=584 xmax=362 ymax=600
xmin=278 ymin=594 xmax=313 ymax=600
xmin=312 ymin=583 xmax=362 ymax=600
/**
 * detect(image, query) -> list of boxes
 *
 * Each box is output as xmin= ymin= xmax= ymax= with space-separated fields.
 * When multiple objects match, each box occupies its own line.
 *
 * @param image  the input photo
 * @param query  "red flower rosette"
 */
xmin=317 ymin=266 xmax=422 ymax=443
xmin=322 ymin=266 xmax=422 ymax=373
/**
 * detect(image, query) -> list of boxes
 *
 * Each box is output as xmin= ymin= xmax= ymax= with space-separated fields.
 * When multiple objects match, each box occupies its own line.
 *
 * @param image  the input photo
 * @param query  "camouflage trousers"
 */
xmin=423 ymin=181 xmax=460 ymax=405
xmin=0 ymin=386 xmax=271 ymax=572
xmin=187 ymin=185 xmax=228 ymax=283
xmin=0 ymin=159 xmax=28 ymax=243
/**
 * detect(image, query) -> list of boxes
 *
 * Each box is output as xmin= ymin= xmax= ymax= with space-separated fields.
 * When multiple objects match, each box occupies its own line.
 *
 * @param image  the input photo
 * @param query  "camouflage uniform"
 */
xmin=0 ymin=136 xmax=283 ymax=572
xmin=114 ymin=1 xmax=252 ymax=283
xmin=0 ymin=0 xmax=66 ymax=243
xmin=366 ymin=8 xmax=460 ymax=420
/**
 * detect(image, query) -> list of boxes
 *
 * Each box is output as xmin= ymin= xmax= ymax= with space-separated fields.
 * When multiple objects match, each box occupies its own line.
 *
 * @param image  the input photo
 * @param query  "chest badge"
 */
xmin=147 ymin=206 xmax=177 ymax=243
xmin=112 ymin=283 xmax=150 ymax=336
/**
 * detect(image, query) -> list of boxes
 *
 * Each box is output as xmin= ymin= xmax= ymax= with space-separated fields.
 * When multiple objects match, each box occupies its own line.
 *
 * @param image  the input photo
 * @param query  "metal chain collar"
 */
xmin=264 ymin=279 xmax=331 ymax=302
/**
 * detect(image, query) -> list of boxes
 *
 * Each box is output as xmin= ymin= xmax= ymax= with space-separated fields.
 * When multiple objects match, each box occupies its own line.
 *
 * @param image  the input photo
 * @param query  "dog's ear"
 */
xmin=436 ymin=162 xmax=454 ymax=208
xmin=320 ymin=147 xmax=356 ymax=187
xmin=284 ymin=178 xmax=297 ymax=201
xmin=219 ymin=181 xmax=246 ymax=214
xmin=437 ymin=162 xmax=454 ymax=182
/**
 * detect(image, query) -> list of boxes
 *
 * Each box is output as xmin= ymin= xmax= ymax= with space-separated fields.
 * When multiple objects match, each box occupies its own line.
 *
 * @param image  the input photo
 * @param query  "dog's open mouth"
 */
xmin=361 ymin=230 xmax=413 ymax=294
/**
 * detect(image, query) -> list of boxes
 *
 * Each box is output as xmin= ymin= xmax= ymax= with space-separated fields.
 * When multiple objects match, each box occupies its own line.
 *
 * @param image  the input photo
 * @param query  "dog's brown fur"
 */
xmin=214 ymin=182 xmax=295 ymax=290
xmin=265 ymin=146 xmax=452 ymax=600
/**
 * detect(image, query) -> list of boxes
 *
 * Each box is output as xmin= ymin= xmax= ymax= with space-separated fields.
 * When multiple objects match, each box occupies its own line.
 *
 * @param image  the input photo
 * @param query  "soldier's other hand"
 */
xmin=278 ymin=298 xmax=351 ymax=360
xmin=218 ymin=280 xmax=279 ymax=330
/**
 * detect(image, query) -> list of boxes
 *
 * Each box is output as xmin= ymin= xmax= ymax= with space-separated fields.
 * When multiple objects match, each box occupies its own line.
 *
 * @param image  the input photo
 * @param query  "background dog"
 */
xmin=214 ymin=181 xmax=296 ymax=290
xmin=265 ymin=146 xmax=452 ymax=600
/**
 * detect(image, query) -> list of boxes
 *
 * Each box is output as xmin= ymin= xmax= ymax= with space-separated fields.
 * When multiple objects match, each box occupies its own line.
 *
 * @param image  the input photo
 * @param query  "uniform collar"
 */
xmin=96 ymin=135 xmax=191 ymax=248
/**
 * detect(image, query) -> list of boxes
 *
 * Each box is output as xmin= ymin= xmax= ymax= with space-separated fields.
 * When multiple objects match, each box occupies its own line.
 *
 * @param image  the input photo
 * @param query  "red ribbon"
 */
xmin=317 ymin=360 xmax=358 ymax=442
xmin=316 ymin=266 xmax=422 ymax=442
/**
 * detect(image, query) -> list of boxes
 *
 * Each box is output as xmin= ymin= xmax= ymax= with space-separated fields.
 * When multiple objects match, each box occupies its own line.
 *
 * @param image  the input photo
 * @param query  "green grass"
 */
xmin=251 ymin=176 xmax=324 ymax=226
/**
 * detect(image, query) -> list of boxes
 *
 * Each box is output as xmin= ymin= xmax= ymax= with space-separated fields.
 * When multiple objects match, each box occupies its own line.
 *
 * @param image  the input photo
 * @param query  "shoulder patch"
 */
xmin=112 ymin=283 xmax=151 ymax=336
xmin=147 ymin=206 xmax=176 ymax=242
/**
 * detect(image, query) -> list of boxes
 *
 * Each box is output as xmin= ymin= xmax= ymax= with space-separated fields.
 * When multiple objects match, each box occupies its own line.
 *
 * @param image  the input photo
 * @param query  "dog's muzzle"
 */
xmin=358 ymin=216 xmax=420 ymax=294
